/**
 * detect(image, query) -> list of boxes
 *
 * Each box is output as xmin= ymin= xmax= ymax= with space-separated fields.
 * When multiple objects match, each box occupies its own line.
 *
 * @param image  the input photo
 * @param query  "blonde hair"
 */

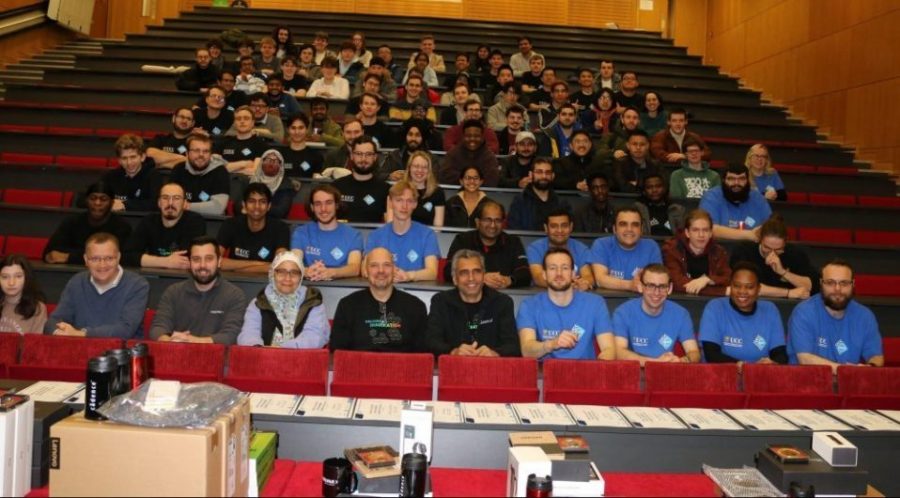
xmin=402 ymin=151 xmax=438 ymax=198
xmin=388 ymin=180 xmax=419 ymax=200
xmin=744 ymin=143 xmax=775 ymax=189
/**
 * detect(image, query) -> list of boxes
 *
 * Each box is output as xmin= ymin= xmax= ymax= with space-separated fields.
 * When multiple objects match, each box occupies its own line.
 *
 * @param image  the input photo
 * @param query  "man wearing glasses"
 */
xmin=333 ymin=135 xmax=390 ymax=223
xmin=45 ymin=232 xmax=149 ymax=339
xmin=122 ymin=182 xmax=206 ymax=270
xmin=170 ymin=133 xmax=230 ymax=215
xmin=788 ymin=260 xmax=883 ymax=370
xmin=612 ymin=264 xmax=700 ymax=365
xmin=193 ymin=85 xmax=233 ymax=137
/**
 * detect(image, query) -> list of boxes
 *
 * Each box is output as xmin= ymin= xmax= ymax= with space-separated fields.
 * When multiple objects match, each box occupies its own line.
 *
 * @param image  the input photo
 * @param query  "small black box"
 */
xmin=756 ymin=448 xmax=868 ymax=495
xmin=551 ymin=457 xmax=592 ymax=482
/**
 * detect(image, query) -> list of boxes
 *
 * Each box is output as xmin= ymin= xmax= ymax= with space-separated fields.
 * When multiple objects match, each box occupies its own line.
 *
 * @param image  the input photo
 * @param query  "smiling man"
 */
xmin=699 ymin=163 xmax=772 ymax=241
xmin=217 ymin=182 xmax=290 ymax=273
xmin=527 ymin=207 xmax=593 ymax=290
xmin=290 ymin=184 xmax=364 ymax=280
xmin=122 ymin=182 xmax=206 ymax=270
xmin=590 ymin=207 xmax=662 ymax=292
xmin=43 ymin=182 xmax=132 ymax=265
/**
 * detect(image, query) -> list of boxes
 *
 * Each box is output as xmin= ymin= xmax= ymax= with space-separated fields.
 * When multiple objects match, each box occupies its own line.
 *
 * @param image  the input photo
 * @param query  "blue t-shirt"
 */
xmin=699 ymin=186 xmax=773 ymax=229
xmin=753 ymin=172 xmax=784 ymax=195
xmin=516 ymin=292 xmax=612 ymax=360
xmin=364 ymin=221 xmax=441 ymax=271
xmin=526 ymin=237 xmax=592 ymax=274
xmin=589 ymin=237 xmax=662 ymax=280
xmin=613 ymin=298 xmax=695 ymax=358
xmin=699 ymin=297 xmax=785 ymax=363
xmin=787 ymin=294 xmax=882 ymax=364
xmin=290 ymin=222 xmax=363 ymax=268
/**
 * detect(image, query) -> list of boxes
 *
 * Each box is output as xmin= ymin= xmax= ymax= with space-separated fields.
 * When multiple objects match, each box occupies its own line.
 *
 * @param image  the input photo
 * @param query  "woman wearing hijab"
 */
xmin=251 ymin=149 xmax=298 ymax=219
xmin=237 ymin=251 xmax=329 ymax=348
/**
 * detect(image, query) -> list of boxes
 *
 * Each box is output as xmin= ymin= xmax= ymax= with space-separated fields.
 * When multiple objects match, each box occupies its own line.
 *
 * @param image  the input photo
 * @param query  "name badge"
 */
xmin=258 ymin=247 xmax=270 ymax=260
xmin=423 ymin=202 xmax=433 ymax=212
xmin=241 ymin=148 xmax=252 ymax=157
xmin=177 ymin=145 xmax=187 ymax=154
xmin=301 ymin=161 xmax=311 ymax=171
xmin=363 ymin=194 xmax=375 ymax=205
xmin=744 ymin=216 xmax=756 ymax=228
xmin=199 ymin=191 xmax=210 ymax=202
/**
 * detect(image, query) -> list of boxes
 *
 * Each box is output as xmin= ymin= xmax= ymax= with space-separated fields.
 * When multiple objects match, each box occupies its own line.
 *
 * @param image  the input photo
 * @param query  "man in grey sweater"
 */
xmin=150 ymin=235 xmax=247 ymax=344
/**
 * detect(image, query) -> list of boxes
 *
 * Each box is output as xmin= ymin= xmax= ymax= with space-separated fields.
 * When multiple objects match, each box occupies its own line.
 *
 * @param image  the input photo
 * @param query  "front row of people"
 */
xmin=15 ymin=231 xmax=881 ymax=372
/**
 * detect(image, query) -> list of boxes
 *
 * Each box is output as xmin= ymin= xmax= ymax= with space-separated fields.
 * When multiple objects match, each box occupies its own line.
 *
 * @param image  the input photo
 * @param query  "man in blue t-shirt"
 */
xmin=613 ymin=264 xmax=700 ymax=365
xmin=590 ymin=207 xmax=662 ymax=292
xmin=788 ymin=260 xmax=883 ymax=370
xmin=699 ymin=163 xmax=772 ymax=242
xmin=699 ymin=262 xmax=788 ymax=367
xmin=291 ymin=184 xmax=364 ymax=280
xmin=364 ymin=181 xmax=441 ymax=281
xmin=527 ymin=207 xmax=593 ymax=290
xmin=517 ymin=247 xmax=615 ymax=360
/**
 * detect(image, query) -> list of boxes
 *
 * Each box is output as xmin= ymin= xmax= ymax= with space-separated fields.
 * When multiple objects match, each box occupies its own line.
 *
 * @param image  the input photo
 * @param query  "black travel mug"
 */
xmin=104 ymin=348 xmax=132 ymax=395
xmin=130 ymin=342 xmax=149 ymax=389
xmin=322 ymin=457 xmax=357 ymax=497
xmin=399 ymin=453 xmax=428 ymax=497
xmin=85 ymin=355 xmax=118 ymax=420
xmin=526 ymin=474 xmax=553 ymax=498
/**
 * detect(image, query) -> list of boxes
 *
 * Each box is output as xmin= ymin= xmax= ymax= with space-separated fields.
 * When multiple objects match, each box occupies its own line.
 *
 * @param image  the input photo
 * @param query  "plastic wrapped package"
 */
xmin=96 ymin=379 xmax=245 ymax=428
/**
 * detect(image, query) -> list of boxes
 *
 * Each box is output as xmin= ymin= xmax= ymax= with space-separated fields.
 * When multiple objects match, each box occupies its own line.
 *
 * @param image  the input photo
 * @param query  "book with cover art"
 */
xmin=344 ymin=445 xmax=401 ymax=478
xmin=557 ymin=435 xmax=590 ymax=454
xmin=767 ymin=444 xmax=810 ymax=463
xmin=508 ymin=431 xmax=564 ymax=459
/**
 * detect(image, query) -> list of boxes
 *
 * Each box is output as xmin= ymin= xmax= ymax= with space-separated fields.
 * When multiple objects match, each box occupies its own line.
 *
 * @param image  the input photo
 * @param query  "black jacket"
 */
xmin=176 ymin=64 xmax=220 ymax=92
xmin=443 ymin=230 xmax=530 ymax=287
xmin=425 ymin=287 xmax=521 ymax=357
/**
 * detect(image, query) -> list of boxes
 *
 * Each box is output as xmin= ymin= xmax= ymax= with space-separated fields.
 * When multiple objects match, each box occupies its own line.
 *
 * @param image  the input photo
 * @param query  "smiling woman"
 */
xmin=0 ymin=254 xmax=47 ymax=334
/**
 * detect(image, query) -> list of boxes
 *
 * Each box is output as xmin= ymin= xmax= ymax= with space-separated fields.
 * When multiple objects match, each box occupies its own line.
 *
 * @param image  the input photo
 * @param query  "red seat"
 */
xmin=126 ymin=340 xmax=225 ymax=383
xmin=743 ymin=364 xmax=841 ymax=409
xmin=0 ymin=152 xmax=53 ymax=165
xmin=0 ymin=124 xmax=46 ymax=134
xmin=808 ymin=193 xmax=856 ymax=206
xmin=3 ymin=188 xmax=64 ymax=207
xmin=226 ymin=200 xmax=235 ymax=216
xmin=785 ymin=191 xmax=808 ymax=203
xmin=542 ymin=359 xmax=643 ymax=406
xmin=142 ymin=309 xmax=156 ymax=340
xmin=796 ymin=227 xmax=853 ymax=244
xmin=854 ymin=274 xmax=900 ymax=297
xmin=0 ymin=332 xmax=21 ymax=378
xmin=55 ymin=155 xmax=109 ymax=169
xmin=645 ymin=363 xmax=746 ymax=409
xmin=437 ymin=258 xmax=448 ymax=283
xmin=857 ymin=196 xmax=900 ymax=208
xmin=884 ymin=338 xmax=900 ymax=367
xmin=287 ymin=203 xmax=308 ymax=220
xmin=332 ymin=350 xmax=433 ymax=400
xmin=46 ymin=126 xmax=92 ymax=136
xmin=5 ymin=236 xmax=48 ymax=260
xmin=786 ymin=226 xmax=798 ymax=241
xmin=775 ymin=164 xmax=816 ymax=174
xmin=853 ymin=230 xmax=900 ymax=247
xmin=224 ymin=346 xmax=329 ymax=395
xmin=0 ymin=235 xmax=5 ymax=255
xmin=9 ymin=334 xmax=123 ymax=381
xmin=438 ymin=355 xmax=538 ymax=402
xmin=837 ymin=366 xmax=900 ymax=409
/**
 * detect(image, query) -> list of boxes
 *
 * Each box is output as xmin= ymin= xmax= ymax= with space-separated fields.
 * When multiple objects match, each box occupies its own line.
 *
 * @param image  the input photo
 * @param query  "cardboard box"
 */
xmin=212 ymin=397 xmax=251 ymax=498
xmin=507 ymin=446 xmax=552 ymax=498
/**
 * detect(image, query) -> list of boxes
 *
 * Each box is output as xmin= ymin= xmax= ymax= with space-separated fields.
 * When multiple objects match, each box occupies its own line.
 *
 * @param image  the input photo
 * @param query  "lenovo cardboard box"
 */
xmin=49 ymin=396 xmax=249 ymax=497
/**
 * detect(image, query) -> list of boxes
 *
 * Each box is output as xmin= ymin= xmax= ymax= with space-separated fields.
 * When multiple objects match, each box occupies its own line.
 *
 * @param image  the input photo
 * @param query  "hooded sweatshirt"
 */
xmin=669 ymin=160 xmax=721 ymax=200
xmin=169 ymin=156 xmax=231 ymax=215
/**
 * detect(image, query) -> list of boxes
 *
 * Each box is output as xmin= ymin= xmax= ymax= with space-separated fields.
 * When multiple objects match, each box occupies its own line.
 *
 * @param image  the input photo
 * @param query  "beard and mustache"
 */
xmin=723 ymin=183 xmax=750 ymax=204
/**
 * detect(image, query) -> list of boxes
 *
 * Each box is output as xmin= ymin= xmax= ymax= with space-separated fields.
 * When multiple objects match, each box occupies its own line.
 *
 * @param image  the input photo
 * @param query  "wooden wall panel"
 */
xmin=0 ymin=0 xmax=43 ymax=12
xmin=671 ymin=0 xmax=707 ymax=57
xmin=0 ymin=23 xmax=74 ymax=69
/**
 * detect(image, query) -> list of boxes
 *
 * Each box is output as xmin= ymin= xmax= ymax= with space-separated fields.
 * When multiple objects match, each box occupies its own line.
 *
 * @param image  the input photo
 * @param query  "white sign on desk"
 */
xmin=565 ymin=405 xmax=632 ymax=428
xmin=671 ymin=408 xmax=743 ymax=430
xmin=773 ymin=410 xmax=852 ymax=431
xmin=295 ymin=396 xmax=356 ymax=419
xmin=617 ymin=407 xmax=687 ymax=429
xmin=513 ymin=403 xmax=575 ymax=426
xmin=352 ymin=398 xmax=404 ymax=422
xmin=249 ymin=393 xmax=301 ymax=416
xmin=724 ymin=409 xmax=799 ymax=431
xmin=18 ymin=381 xmax=85 ymax=403
xmin=461 ymin=402 xmax=519 ymax=424
xmin=877 ymin=410 xmax=900 ymax=424
xmin=419 ymin=401 xmax=463 ymax=424
xmin=826 ymin=410 xmax=900 ymax=431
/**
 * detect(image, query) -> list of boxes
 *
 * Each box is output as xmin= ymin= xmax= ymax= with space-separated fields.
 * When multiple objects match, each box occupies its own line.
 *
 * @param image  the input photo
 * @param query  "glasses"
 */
xmin=751 ymin=154 xmax=769 ymax=160
xmin=274 ymin=269 xmax=302 ymax=278
xmin=188 ymin=148 xmax=210 ymax=154
xmin=821 ymin=279 xmax=853 ymax=288
xmin=463 ymin=175 xmax=482 ymax=182
xmin=352 ymin=151 xmax=377 ymax=158
xmin=479 ymin=217 xmax=503 ymax=225
xmin=642 ymin=283 xmax=669 ymax=293
xmin=87 ymin=256 xmax=116 ymax=264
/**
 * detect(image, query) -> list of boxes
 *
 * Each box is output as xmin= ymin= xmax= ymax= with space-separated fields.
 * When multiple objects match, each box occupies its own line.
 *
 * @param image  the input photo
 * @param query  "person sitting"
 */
xmin=194 ymin=70 xmax=248 ymax=111
xmin=265 ymin=75 xmax=302 ymax=121
xmin=536 ymin=81 xmax=572 ymax=130
xmin=355 ymin=92 xmax=393 ymax=148
xmin=487 ymin=84 xmax=526 ymax=134
xmin=44 ymin=232 xmax=149 ymax=339
xmin=745 ymin=144 xmax=786 ymax=202
xmin=389 ymin=75 xmax=436 ymax=122
xmin=442 ymin=98 xmax=499 ymax=153
xmin=393 ymin=151 xmax=445 ymax=227
xmin=590 ymin=207 xmax=663 ymax=292
xmin=224 ymin=94 xmax=284 ymax=142
xmin=445 ymin=166 xmax=493 ymax=228
xmin=600 ymin=106 xmax=641 ymax=160
xmin=729 ymin=214 xmax=817 ymax=300
xmin=122 ymin=182 xmax=206 ymax=270
xmin=205 ymin=38 xmax=225 ymax=71
xmin=441 ymin=52 xmax=472 ymax=88
xmin=662 ymin=209 xmax=731 ymax=296
xmin=472 ymin=44 xmax=491 ymax=80
xmin=669 ymin=136 xmax=720 ymax=200
xmin=43 ymin=182 xmax=132 ymax=265
xmin=376 ymin=44 xmax=405 ymax=84
xmin=440 ymin=82 xmax=474 ymax=126
xmin=351 ymin=56 xmax=397 ymax=101
xmin=290 ymin=184 xmax=364 ymax=281
xmin=407 ymin=34 xmax=446 ymax=73
xmin=788 ymin=259 xmax=883 ymax=370
xmin=486 ymin=63 xmax=514 ymax=104
xmin=279 ymin=113 xmax=324 ymax=178
xmin=552 ymin=130 xmax=605 ymax=191
xmin=345 ymin=74 xmax=389 ymax=119
xmin=103 ymin=134 xmax=162 ymax=212
xmin=640 ymin=91 xmax=667 ymax=137
xmin=0 ymin=254 xmax=47 ymax=334
xmin=527 ymin=207 xmax=593 ymax=290
xmin=312 ymin=31 xmax=336 ymax=65
xmin=595 ymin=59 xmax=621 ymax=92
xmin=575 ymin=172 xmax=615 ymax=234
xmin=297 ymin=43 xmax=321 ymax=82
xmin=337 ymin=40 xmax=365 ymax=86
xmin=170 ymin=133 xmax=230 ymax=215
xmin=612 ymin=129 xmax=661 ymax=194
xmin=443 ymin=200 xmax=529 ymax=288
xmin=234 ymin=56 xmax=267 ymax=95
xmin=499 ymin=129 xmax=537 ymax=188
xmin=634 ymin=173 xmax=685 ymax=237
xmin=542 ymin=103 xmax=581 ymax=158
xmin=193 ymin=85 xmax=234 ymax=138
xmin=518 ymin=248 xmax=615 ymax=360
xmin=570 ymin=68 xmax=597 ymax=111
xmin=613 ymin=264 xmax=701 ymax=365
xmin=527 ymin=67 xmax=557 ymax=110
xmin=520 ymin=53 xmax=546 ymax=93
xmin=218 ymin=182 xmax=290 ymax=273
xmin=426 ymin=249 xmax=521 ymax=357
xmin=699 ymin=163 xmax=772 ymax=241
xmin=231 ymin=37 xmax=255 ymax=75
xmin=439 ymin=119 xmax=500 ymax=187
xmin=277 ymin=55 xmax=310 ymax=96
xmin=350 ymin=31 xmax=373 ymax=67
xmin=579 ymin=88 xmax=618 ymax=136
xmin=271 ymin=25 xmax=297 ymax=59
xmin=149 ymin=236 xmax=247 ymax=344
xmin=613 ymin=71 xmax=643 ymax=112
xmin=176 ymin=47 xmax=219 ymax=92
xmin=146 ymin=108 xmax=194 ymax=169
xmin=323 ymin=117 xmax=363 ymax=170
xmin=508 ymin=158 xmax=569 ymax=231
xmin=237 ymin=251 xmax=329 ymax=348
xmin=365 ymin=181 xmax=440 ymax=282
xmin=381 ymin=119 xmax=437 ymax=180
xmin=306 ymin=56 xmax=350 ymax=100
xmin=250 ymin=149 xmax=298 ymax=219
xmin=308 ymin=97 xmax=345 ymax=148
xmin=510 ymin=36 xmax=542 ymax=77
xmin=333 ymin=136 xmax=390 ymax=223
xmin=650 ymin=108 xmax=711 ymax=165
xmin=217 ymin=105 xmax=269 ymax=176
xmin=252 ymin=36 xmax=279 ymax=76
xmin=699 ymin=262 xmax=788 ymax=367
xmin=403 ymin=51 xmax=439 ymax=88
xmin=330 ymin=247 xmax=428 ymax=352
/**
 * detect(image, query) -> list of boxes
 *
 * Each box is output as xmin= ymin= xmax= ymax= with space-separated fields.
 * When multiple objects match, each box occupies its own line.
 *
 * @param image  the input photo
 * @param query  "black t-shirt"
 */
xmin=729 ymin=241 xmax=821 ymax=294
xmin=193 ymin=108 xmax=234 ymax=138
xmin=43 ymin=213 xmax=133 ymax=265
xmin=333 ymin=175 xmax=391 ymax=223
xmin=216 ymin=215 xmax=290 ymax=261
xmin=571 ymin=90 xmax=596 ymax=110
xmin=101 ymin=159 xmax=162 ymax=212
xmin=614 ymin=91 xmax=643 ymax=110
xmin=278 ymin=145 xmax=324 ymax=178
xmin=194 ymin=91 xmax=249 ymax=112
xmin=520 ymin=72 xmax=542 ymax=89
xmin=529 ymin=88 xmax=552 ymax=108
xmin=215 ymin=135 xmax=271 ymax=162
xmin=280 ymin=74 xmax=310 ymax=93
xmin=330 ymin=288 xmax=428 ymax=352
xmin=412 ymin=187 xmax=446 ymax=226
xmin=644 ymin=201 xmax=674 ymax=236
xmin=686 ymin=250 xmax=709 ymax=279
xmin=362 ymin=120 xmax=396 ymax=149
xmin=149 ymin=134 xmax=188 ymax=155
xmin=169 ymin=164 xmax=231 ymax=203
xmin=122 ymin=211 xmax=206 ymax=267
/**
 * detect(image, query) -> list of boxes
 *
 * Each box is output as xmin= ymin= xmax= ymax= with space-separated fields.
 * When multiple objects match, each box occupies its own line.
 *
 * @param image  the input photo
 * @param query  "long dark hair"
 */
xmin=0 ymin=254 xmax=45 ymax=319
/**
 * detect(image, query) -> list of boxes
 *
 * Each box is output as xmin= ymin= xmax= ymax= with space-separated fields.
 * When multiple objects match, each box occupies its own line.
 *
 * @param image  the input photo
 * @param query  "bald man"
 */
xmin=329 ymin=247 xmax=428 ymax=352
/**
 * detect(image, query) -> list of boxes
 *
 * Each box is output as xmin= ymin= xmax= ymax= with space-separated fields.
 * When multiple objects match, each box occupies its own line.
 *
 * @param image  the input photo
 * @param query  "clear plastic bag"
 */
xmin=96 ymin=380 xmax=245 ymax=428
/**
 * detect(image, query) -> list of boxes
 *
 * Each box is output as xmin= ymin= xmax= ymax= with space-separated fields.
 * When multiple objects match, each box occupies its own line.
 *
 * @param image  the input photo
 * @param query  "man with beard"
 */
xmin=217 ymin=182 xmax=290 ymax=273
xmin=669 ymin=137 xmax=720 ymax=199
xmin=176 ymin=47 xmax=219 ymax=92
xmin=590 ymin=207 xmax=662 ymax=292
xmin=330 ymin=247 xmax=428 ymax=352
xmin=170 ymin=133 xmax=230 ymax=215
xmin=537 ymin=80 xmax=571 ymax=130
xmin=308 ymin=98 xmax=344 ymax=147
xmin=103 ymin=134 xmax=162 ymax=212
xmin=508 ymin=158 xmax=569 ymax=231
xmin=234 ymin=56 xmax=266 ymax=95
xmin=613 ymin=71 xmax=643 ymax=113
xmin=527 ymin=207 xmax=593 ymax=290
xmin=518 ymin=248 xmax=615 ymax=360
xmin=323 ymin=119 xmax=364 ymax=170
xmin=613 ymin=264 xmax=700 ymax=365
xmin=150 ymin=236 xmax=247 ymax=344
xmin=575 ymin=172 xmax=615 ymax=234
xmin=602 ymin=107 xmax=642 ymax=160
xmin=333 ymin=135 xmax=390 ymax=223
xmin=290 ymin=184 xmax=364 ymax=280
xmin=426 ymin=249 xmax=521 ymax=357
xmin=122 ymin=182 xmax=206 ymax=270
xmin=147 ymin=107 xmax=195 ymax=169
xmin=442 ymin=99 xmax=499 ymax=153
xmin=699 ymin=163 xmax=772 ymax=241
xmin=612 ymin=129 xmax=661 ymax=193
xmin=218 ymin=105 xmax=269 ymax=175
xmin=789 ymin=260 xmax=883 ymax=369
xmin=499 ymin=130 xmax=537 ymax=188
xmin=650 ymin=108 xmax=711 ymax=165
xmin=194 ymin=70 xmax=249 ymax=111
xmin=264 ymin=75 xmax=302 ymax=121
xmin=493 ymin=99 xmax=527 ymax=152
xmin=443 ymin=200 xmax=529 ymax=288
xmin=43 ymin=182 xmax=132 ymax=265
xmin=542 ymin=103 xmax=581 ymax=158
xmin=382 ymin=119 xmax=436 ymax=180
xmin=634 ymin=173 xmax=685 ymax=237
xmin=440 ymin=120 xmax=500 ymax=187
xmin=193 ymin=85 xmax=233 ymax=138
xmin=552 ymin=130 xmax=605 ymax=191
